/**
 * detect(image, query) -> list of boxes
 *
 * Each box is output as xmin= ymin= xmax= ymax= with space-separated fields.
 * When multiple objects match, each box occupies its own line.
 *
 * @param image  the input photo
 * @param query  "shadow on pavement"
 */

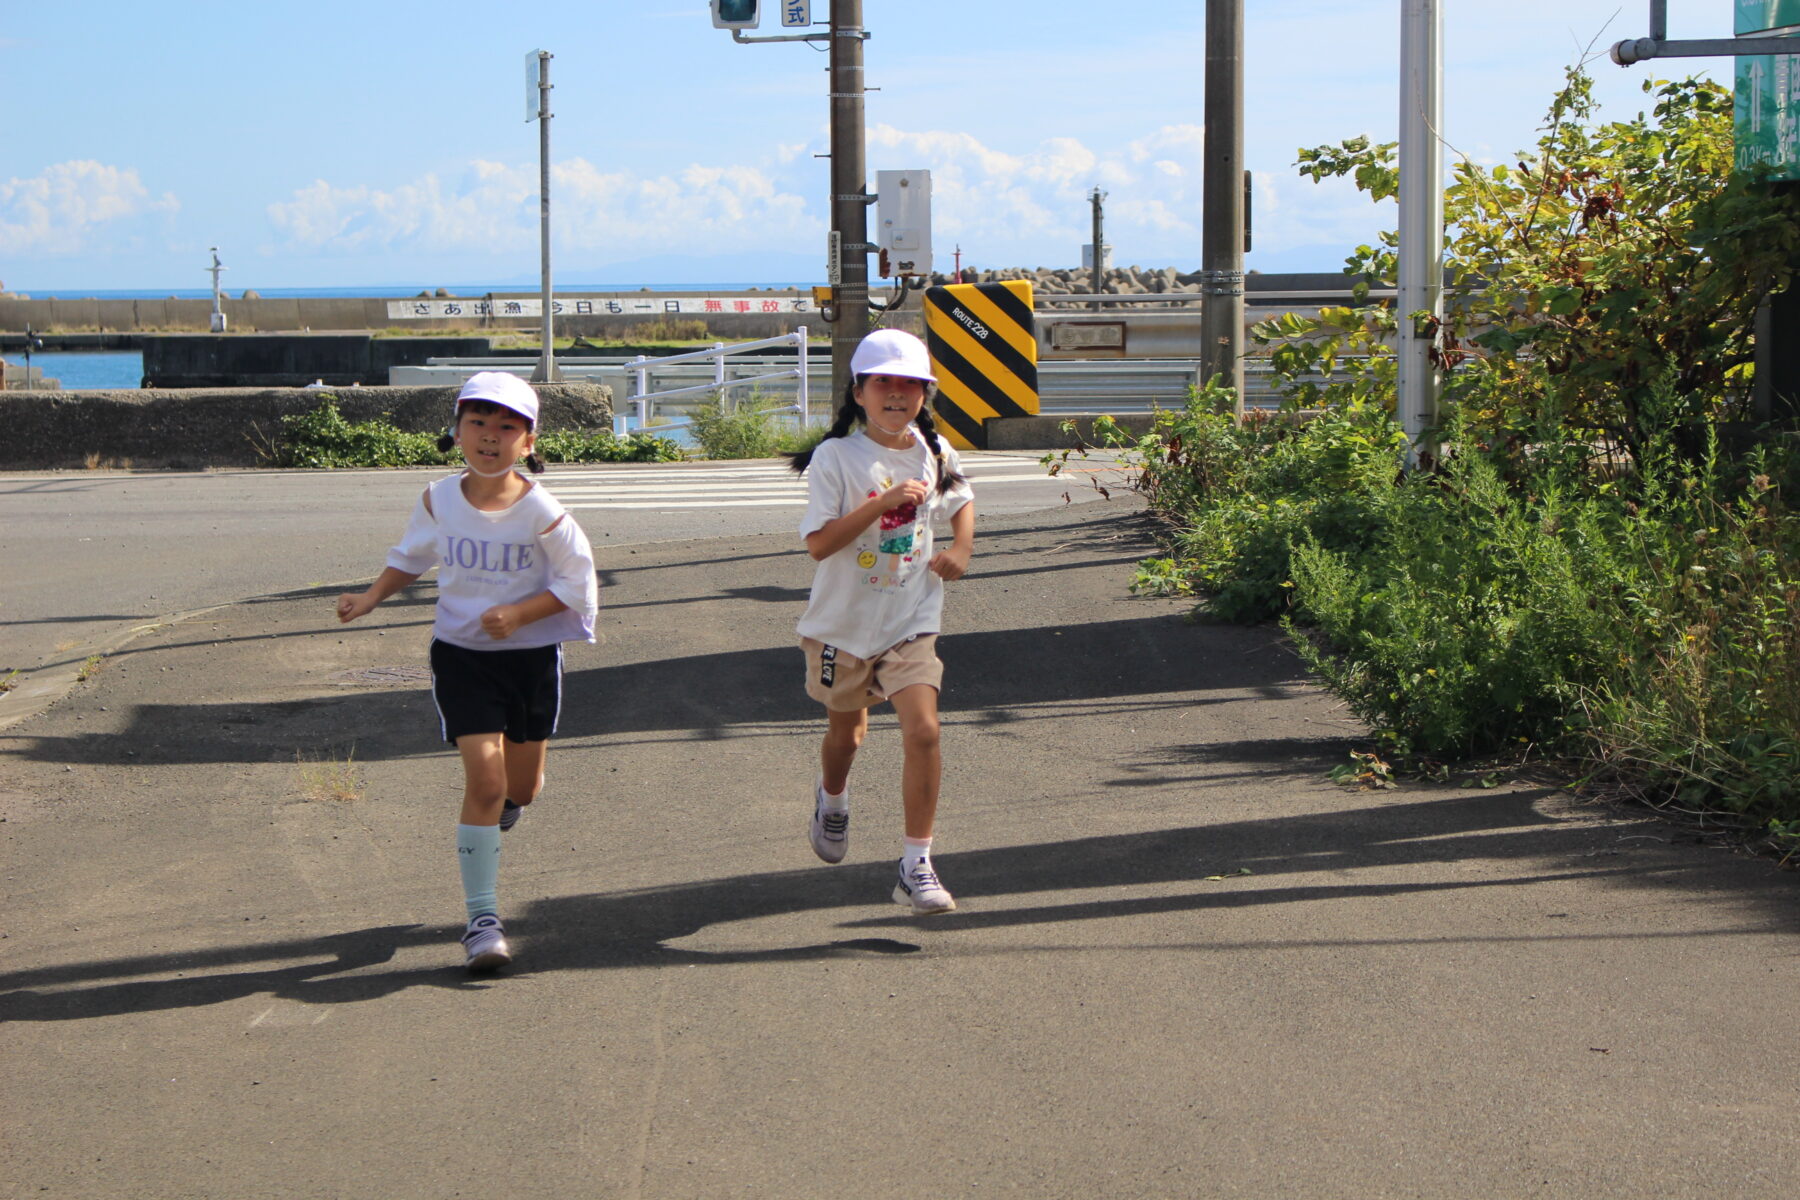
xmin=4 ymin=787 xmax=1787 ymax=1024
xmin=2 ymin=614 xmax=1310 ymax=766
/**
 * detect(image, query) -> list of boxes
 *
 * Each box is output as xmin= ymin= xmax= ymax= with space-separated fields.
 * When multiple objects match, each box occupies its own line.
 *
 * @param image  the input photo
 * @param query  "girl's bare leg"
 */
xmin=888 ymin=684 xmax=942 ymax=841
xmin=456 ymin=733 xmax=510 ymax=826
xmin=502 ymin=738 xmax=549 ymax=807
xmin=820 ymin=706 xmax=868 ymax=795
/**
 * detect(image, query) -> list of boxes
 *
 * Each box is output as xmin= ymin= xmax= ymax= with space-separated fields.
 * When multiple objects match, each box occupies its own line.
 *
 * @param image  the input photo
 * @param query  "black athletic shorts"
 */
xmin=428 ymin=638 xmax=564 ymax=744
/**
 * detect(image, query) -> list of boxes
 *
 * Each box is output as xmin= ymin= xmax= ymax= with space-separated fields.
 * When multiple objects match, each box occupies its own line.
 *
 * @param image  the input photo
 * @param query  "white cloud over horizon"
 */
xmin=0 ymin=161 xmax=179 ymax=257
xmin=253 ymin=118 xmax=1396 ymax=277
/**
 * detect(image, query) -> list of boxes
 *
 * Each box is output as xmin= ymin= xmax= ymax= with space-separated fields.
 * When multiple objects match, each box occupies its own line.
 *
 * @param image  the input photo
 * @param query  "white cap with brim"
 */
xmin=849 ymin=329 xmax=936 ymax=383
xmin=455 ymin=371 xmax=540 ymax=426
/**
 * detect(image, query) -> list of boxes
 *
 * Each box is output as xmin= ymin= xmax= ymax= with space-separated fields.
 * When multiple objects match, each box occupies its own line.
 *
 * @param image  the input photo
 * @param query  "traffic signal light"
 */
xmin=711 ymin=0 xmax=760 ymax=29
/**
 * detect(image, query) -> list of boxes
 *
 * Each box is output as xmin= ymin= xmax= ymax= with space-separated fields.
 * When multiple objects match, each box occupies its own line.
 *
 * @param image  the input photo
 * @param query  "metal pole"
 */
xmin=829 ymin=0 xmax=870 ymax=400
xmin=795 ymin=325 xmax=810 ymax=425
xmin=1397 ymin=0 xmax=1444 ymax=467
xmin=532 ymin=51 xmax=559 ymax=383
xmin=1090 ymin=187 xmax=1106 ymax=310
xmin=1199 ymin=0 xmax=1245 ymax=415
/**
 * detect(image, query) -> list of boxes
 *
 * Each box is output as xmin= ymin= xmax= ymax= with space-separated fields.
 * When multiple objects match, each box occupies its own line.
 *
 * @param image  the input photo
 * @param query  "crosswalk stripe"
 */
xmin=541 ymin=459 xmax=1054 ymax=509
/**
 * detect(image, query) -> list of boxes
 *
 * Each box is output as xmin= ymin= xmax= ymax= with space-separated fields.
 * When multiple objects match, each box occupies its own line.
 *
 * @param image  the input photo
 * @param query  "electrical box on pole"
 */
xmin=876 ymin=169 xmax=932 ymax=278
xmin=712 ymin=0 xmax=760 ymax=29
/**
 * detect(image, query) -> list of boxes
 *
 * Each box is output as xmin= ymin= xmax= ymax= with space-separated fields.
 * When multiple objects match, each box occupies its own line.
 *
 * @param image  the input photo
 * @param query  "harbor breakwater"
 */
xmin=0 ymin=271 xmax=1355 ymax=336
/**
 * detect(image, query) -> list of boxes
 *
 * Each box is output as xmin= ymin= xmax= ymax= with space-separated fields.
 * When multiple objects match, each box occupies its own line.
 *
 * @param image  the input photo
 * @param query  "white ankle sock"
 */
xmin=902 ymin=836 xmax=932 ymax=870
xmin=818 ymin=780 xmax=848 ymax=811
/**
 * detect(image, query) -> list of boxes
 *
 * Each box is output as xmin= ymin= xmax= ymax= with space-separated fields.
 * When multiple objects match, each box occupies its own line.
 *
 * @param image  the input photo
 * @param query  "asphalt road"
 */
xmin=1 ymin=453 xmax=1111 ymax=727
xmin=1 ymin=482 xmax=1797 ymax=1198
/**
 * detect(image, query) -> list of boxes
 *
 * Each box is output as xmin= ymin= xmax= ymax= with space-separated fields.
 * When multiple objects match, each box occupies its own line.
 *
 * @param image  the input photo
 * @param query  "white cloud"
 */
xmin=0 ymin=161 xmax=178 ymax=256
xmin=258 ymin=119 xmax=1396 ymax=276
xmin=267 ymin=161 xmax=534 ymax=254
xmin=266 ymin=158 xmax=819 ymax=261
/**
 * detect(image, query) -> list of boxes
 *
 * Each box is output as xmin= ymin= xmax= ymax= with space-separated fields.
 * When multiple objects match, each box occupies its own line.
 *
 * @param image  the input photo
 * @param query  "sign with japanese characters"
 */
xmin=1735 ymin=1 xmax=1800 ymax=179
xmin=779 ymin=1 xmax=811 ymax=27
xmin=386 ymin=296 xmax=813 ymax=320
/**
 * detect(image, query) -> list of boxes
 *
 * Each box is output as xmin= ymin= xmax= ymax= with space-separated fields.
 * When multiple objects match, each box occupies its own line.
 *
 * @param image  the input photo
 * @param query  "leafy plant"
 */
xmin=1256 ymin=69 xmax=1800 ymax=471
xmin=537 ymin=427 xmax=683 ymax=463
xmin=272 ymin=400 xmax=681 ymax=467
xmin=275 ymin=399 xmax=452 ymax=468
xmin=689 ymin=391 xmax=803 ymax=460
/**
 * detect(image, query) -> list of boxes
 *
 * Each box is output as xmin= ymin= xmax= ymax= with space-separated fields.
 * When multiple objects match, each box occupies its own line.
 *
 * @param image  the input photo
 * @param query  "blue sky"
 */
xmin=0 ymin=1 xmax=1730 ymax=293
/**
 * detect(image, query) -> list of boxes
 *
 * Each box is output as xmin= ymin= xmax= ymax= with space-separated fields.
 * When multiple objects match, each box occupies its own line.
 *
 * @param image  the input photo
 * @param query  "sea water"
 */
xmin=10 ymin=351 xmax=142 ymax=390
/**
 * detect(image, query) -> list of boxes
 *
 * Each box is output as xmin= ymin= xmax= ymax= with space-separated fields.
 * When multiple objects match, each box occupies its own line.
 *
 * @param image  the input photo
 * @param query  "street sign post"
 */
xmin=1735 ymin=0 xmax=1800 ymax=179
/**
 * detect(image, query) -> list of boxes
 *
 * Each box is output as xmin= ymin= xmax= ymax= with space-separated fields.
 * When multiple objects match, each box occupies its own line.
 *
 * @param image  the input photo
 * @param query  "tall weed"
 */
xmin=1072 ymin=385 xmax=1406 ymax=622
xmin=1285 ymin=446 xmax=1630 ymax=758
xmin=1575 ymin=445 xmax=1800 ymax=825
xmin=690 ymin=391 xmax=818 ymax=459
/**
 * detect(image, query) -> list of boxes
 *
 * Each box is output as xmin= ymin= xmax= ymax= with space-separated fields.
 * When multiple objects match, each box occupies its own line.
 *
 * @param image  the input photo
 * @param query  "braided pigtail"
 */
xmin=785 ymin=381 xmax=866 ymax=474
xmin=914 ymin=399 xmax=966 ymax=495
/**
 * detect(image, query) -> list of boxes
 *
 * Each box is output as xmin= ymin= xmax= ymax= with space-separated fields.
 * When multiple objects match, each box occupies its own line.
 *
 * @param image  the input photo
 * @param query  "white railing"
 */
xmin=622 ymin=328 xmax=810 ymax=435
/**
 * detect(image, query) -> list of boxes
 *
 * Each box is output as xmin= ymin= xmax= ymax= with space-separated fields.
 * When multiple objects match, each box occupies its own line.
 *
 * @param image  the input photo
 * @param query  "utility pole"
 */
xmin=529 ymin=50 xmax=558 ymax=383
xmin=1397 ymin=0 xmax=1443 ymax=466
xmin=828 ymin=0 xmax=871 ymax=399
xmin=1199 ymin=0 xmax=1245 ymax=415
xmin=1089 ymin=187 xmax=1106 ymax=310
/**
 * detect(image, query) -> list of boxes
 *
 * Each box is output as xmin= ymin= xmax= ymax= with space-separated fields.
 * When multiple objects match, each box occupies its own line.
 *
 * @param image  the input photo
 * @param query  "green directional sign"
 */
xmin=1736 ymin=0 xmax=1800 ymax=179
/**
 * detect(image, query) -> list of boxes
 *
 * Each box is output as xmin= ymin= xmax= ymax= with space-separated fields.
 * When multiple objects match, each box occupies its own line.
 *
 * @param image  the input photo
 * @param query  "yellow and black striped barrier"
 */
xmin=922 ymin=281 xmax=1038 ymax=450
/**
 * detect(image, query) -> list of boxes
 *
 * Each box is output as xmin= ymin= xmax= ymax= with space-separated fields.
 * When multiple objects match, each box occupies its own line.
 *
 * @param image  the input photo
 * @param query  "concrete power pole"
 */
xmin=1089 ymin=187 xmax=1106 ymax=309
xmin=828 ymin=0 xmax=871 ymax=400
xmin=1199 ymin=0 xmax=1245 ymax=415
xmin=530 ymin=50 xmax=559 ymax=383
xmin=1397 ymin=0 xmax=1444 ymax=466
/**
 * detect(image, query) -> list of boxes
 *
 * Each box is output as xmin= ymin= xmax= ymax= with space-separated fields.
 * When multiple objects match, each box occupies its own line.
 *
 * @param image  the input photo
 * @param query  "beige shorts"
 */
xmin=801 ymin=635 xmax=943 ymax=711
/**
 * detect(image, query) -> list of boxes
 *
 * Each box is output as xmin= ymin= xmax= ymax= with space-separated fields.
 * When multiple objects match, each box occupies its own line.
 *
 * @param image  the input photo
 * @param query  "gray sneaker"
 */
xmin=461 ymin=913 xmax=512 ymax=972
xmin=893 ymin=858 xmax=956 ymax=914
xmin=809 ymin=782 xmax=849 ymax=864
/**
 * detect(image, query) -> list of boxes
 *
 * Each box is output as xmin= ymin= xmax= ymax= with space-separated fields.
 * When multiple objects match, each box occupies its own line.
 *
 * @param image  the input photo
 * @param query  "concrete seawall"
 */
xmin=0 ymin=384 xmax=612 ymax=472
xmin=0 ymin=293 xmax=816 ymax=339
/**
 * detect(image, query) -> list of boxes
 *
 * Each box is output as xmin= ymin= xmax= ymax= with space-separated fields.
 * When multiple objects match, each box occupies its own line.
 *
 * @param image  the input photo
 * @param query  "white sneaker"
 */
xmin=461 ymin=913 xmax=512 ymax=972
xmin=893 ymin=858 xmax=956 ymax=914
xmin=808 ymin=782 xmax=849 ymax=864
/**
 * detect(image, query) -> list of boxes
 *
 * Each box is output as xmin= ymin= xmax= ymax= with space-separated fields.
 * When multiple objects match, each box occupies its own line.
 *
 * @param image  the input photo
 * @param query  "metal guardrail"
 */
xmin=391 ymin=354 xmax=1319 ymax=424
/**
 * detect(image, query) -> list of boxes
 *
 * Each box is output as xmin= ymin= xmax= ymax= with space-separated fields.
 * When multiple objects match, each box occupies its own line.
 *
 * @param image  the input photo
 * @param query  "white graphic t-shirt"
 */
xmin=386 ymin=472 xmax=598 ymax=651
xmin=797 ymin=429 xmax=973 ymax=660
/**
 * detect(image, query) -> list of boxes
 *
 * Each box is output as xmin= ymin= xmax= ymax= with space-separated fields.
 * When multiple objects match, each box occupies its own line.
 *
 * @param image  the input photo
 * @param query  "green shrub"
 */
xmin=1065 ymin=386 xmax=1407 ymax=622
xmin=1573 ymin=445 xmax=1800 ymax=826
xmin=275 ymin=400 xmax=683 ymax=468
xmin=536 ymin=427 xmax=684 ymax=463
xmin=1284 ymin=445 xmax=1631 ymax=758
xmin=689 ymin=393 xmax=792 ymax=460
xmin=275 ymin=399 xmax=452 ymax=468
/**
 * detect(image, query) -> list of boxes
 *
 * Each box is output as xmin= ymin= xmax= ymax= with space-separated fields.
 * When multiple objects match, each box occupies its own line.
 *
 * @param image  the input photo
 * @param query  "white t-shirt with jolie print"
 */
xmin=386 ymin=471 xmax=598 ymax=651
xmin=797 ymin=428 xmax=974 ymax=661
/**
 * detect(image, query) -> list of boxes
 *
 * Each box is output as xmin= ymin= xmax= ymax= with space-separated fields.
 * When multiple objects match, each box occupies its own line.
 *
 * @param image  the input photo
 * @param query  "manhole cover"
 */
xmin=332 ymin=665 xmax=431 ymax=686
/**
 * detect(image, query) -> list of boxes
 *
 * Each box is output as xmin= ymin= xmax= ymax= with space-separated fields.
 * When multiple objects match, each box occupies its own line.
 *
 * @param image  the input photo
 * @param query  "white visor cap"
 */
xmin=849 ymin=329 xmax=936 ymax=384
xmin=455 ymin=371 xmax=540 ymax=426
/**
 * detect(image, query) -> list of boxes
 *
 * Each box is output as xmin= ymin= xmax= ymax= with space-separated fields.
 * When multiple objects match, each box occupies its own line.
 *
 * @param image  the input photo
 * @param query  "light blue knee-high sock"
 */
xmin=457 ymin=824 xmax=502 ymax=919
